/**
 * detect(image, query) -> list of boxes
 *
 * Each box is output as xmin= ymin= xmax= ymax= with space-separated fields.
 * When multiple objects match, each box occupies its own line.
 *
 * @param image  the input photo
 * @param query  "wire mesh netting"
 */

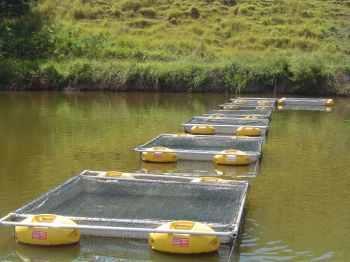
xmin=203 ymin=113 xmax=269 ymax=120
xmin=208 ymin=110 xmax=272 ymax=118
xmin=277 ymin=105 xmax=333 ymax=111
xmin=218 ymin=104 xmax=275 ymax=110
xmin=137 ymin=134 xmax=263 ymax=153
xmin=230 ymin=97 xmax=277 ymax=102
xmin=139 ymin=160 xmax=260 ymax=178
xmin=186 ymin=116 xmax=270 ymax=126
xmin=15 ymin=174 xmax=247 ymax=226
xmin=277 ymin=98 xmax=333 ymax=106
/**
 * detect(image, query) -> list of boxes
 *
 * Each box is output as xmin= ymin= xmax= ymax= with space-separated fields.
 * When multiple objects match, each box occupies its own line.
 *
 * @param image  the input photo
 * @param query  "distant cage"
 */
xmin=135 ymin=134 xmax=264 ymax=161
xmin=277 ymin=104 xmax=333 ymax=111
xmin=277 ymin=97 xmax=334 ymax=106
xmin=218 ymin=103 xmax=275 ymax=110
xmin=208 ymin=109 xmax=273 ymax=119
xmin=185 ymin=116 xmax=269 ymax=127
xmin=182 ymin=117 xmax=269 ymax=136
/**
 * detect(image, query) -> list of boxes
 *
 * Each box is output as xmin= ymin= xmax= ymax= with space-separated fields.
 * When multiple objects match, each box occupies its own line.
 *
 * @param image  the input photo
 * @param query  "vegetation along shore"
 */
xmin=0 ymin=0 xmax=350 ymax=94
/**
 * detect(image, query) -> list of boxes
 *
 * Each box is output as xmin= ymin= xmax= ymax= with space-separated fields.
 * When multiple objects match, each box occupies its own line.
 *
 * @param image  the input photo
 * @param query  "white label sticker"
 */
xmin=227 ymin=155 xmax=237 ymax=161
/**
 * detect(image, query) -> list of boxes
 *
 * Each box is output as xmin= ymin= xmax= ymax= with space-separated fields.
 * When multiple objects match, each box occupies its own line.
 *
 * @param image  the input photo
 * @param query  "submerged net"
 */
xmin=187 ymin=116 xmax=269 ymax=126
xmin=15 ymin=175 xmax=246 ymax=225
xmin=142 ymin=135 xmax=263 ymax=153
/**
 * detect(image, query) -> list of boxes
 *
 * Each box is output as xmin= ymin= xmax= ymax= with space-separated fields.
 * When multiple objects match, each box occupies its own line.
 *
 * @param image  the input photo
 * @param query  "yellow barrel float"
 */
xmin=243 ymin=115 xmax=258 ymax=120
xmin=235 ymin=126 xmax=262 ymax=137
xmin=149 ymin=221 xmax=220 ymax=254
xmin=142 ymin=146 xmax=177 ymax=163
xmin=223 ymin=104 xmax=240 ymax=110
xmin=104 ymin=171 xmax=134 ymax=178
xmin=192 ymin=177 xmax=230 ymax=184
xmin=213 ymin=149 xmax=253 ymax=166
xmin=15 ymin=214 xmax=80 ymax=246
xmin=325 ymin=98 xmax=335 ymax=106
xmin=190 ymin=125 xmax=215 ymax=135
xmin=257 ymin=100 xmax=270 ymax=106
xmin=232 ymin=99 xmax=246 ymax=105
xmin=277 ymin=97 xmax=286 ymax=105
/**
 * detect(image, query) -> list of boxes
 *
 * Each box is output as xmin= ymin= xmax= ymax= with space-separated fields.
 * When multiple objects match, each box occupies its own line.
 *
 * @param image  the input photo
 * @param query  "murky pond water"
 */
xmin=0 ymin=92 xmax=349 ymax=261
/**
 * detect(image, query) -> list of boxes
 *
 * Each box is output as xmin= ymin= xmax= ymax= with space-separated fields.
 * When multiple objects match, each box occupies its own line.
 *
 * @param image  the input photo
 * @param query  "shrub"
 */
xmin=189 ymin=7 xmax=200 ymax=19
xmin=139 ymin=7 xmax=157 ymax=18
xmin=128 ymin=19 xmax=154 ymax=28
xmin=222 ymin=0 xmax=237 ymax=6
xmin=121 ymin=0 xmax=142 ymax=12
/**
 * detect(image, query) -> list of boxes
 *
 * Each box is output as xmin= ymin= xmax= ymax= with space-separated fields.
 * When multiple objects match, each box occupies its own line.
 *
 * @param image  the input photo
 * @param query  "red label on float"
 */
xmin=154 ymin=152 xmax=162 ymax=158
xmin=172 ymin=236 xmax=189 ymax=247
xmin=32 ymin=230 xmax=47 ymax=240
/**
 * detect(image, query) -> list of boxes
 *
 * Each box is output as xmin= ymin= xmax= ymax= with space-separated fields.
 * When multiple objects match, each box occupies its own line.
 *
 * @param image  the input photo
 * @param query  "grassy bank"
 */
xmin=1 ymin=0 xmax=350 ymax=94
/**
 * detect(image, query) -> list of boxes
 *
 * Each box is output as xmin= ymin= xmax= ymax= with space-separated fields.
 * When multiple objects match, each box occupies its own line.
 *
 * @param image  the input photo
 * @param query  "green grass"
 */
xmin=1 ymin=0 xmax=350 ymax=93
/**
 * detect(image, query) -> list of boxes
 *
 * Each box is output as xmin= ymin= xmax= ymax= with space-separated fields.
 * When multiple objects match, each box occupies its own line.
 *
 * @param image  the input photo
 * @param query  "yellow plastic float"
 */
xmin=174 ymin=133 xmax=193 ymax=137
xmin=325 ymin=99 xmax=335 ymax=106
xmin=257 ymin=100 xmax=270 ymax=106
xmin=208 ymin=115 xmax=224 ymax=120
xmin=277 ymin=97 xmax=286 ymax=105
xmin=235 ymin=126 xmax=262 ymax=137
xmin=194 ymin=177 xmax=230 ymax=184
xmin=189 ymin=125 xmax=215 ymax=135
xmin=142 ymin=146 xmax=177 ymax=163
xmin=232 ymin=99 xmax=246 ymax=105
xmin=104 ymin=171 xmax=134 ymax=178
xmin=15 ymin=214 xmax=80 ymax=246
xmin=149 ymin=221 xmax=220 ymax=254
xmin=243 ymin=115 xmax=258 ymax=120
xmin=223 ymin=104 xmax=240 ymax=110
xmin=213 ymin=149 xmax=253 ymax=166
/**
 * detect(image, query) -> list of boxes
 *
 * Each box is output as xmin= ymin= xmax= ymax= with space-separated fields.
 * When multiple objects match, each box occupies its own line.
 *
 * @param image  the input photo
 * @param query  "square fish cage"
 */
xmin=225 ymin=98 xmax=276 ymax=107
xmin=276 ymin=97 xmax=334 ymax=106
xmin=182 ymin=116 xmax=269 ymax=136
xmin=277 ymin=104 xmax=334 ymax=112
xmin=135 ymin=134 xmax=264 ymax=161
xmin=0 ymin=171 xmax=249 ymax=246
xmin=139 ymin=160 xmax=261 ymax=179
xmin=218 ymin=103 xmax=275 ymax=110
xmin=203 ymin=113 xmax=269 ymax=120
xmin=230 ymin=97 xmax=277 ymax=102
xmin=207 ymin=109 xmax=273 ymax=119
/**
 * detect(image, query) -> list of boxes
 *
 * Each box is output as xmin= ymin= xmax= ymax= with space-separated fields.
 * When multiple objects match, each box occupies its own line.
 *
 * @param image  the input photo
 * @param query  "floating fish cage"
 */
xmin=277 ymin=104 xmax=333 ymax=112
xmin=139 ymin=160 xmax=260 ymax=178
xmin=182 ymin=117 xmax=269 ymax=136
xmin=203 ymin=113 xmax=269 ymax=120
xmin=208 ymin=109 xmax=272 ymax=119
xmin=218 ymin=103 xmax=275 ymax=110
xmin=229 ymin=97 xmax=276 ymax=106
xmin=0 ymin=171 xmax=248 ymax=248
xmin=230 ymin=97 xmax=277 ymax=102
xmin=190 ymin=116 xmax=270 ymax=126
xmin=135 ymin=134 xmax=263 ymax=162
xmin=277 ymin=97 xmax=334 ymax=106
